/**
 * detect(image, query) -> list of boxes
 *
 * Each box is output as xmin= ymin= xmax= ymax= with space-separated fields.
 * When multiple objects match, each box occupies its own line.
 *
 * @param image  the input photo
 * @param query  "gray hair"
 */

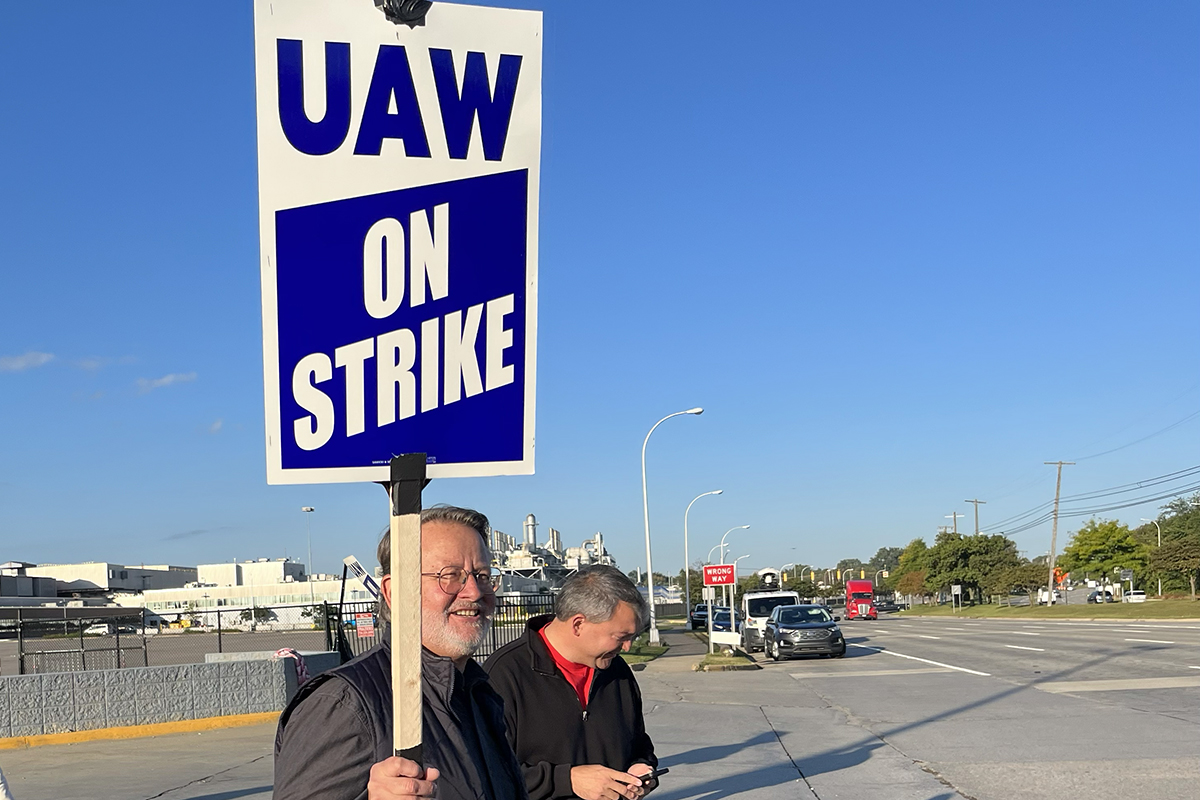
xmin=377 ymin=505 xmax=492 ymax=624
xmin=554 ymin=566 xmax=649 ymax=629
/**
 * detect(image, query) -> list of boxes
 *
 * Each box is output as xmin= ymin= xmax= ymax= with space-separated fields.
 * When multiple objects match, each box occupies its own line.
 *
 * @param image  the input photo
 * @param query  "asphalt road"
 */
xmin=757 ymin=614 xmax=1200 ymax=799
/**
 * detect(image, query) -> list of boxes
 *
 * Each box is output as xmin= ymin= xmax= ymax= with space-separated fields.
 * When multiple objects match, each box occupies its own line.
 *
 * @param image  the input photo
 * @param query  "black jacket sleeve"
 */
xmin=274 ymin=679 xmax=376 ymax=800
xmin=487 ymin=661 xmax=574 ymax=800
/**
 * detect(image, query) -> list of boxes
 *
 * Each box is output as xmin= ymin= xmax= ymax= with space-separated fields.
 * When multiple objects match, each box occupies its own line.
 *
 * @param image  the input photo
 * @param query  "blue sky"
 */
xmin=1 ymin=2 xmax=1197 ymax=580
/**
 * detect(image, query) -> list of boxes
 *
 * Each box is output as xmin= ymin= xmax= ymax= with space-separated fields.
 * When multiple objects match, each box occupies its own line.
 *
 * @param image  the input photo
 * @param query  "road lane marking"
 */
xmin=1125 ymin=638 xmax=1174 ymax=644
xmin=847 ymin=644 xmax=991 ymax=676
xmin=789 ymin=667 xmax=953 ymax=679
xmin=1038 ymin=676 xmax=1200 ymax=693
xmin=918 ymin=635 xmax=941 ymax=640
xmin=1008 ymin=632 xmax=1041 ymax=636
xmin=944 ymin=627 xmax=966 ymax=631
xmin=1005 ymin=645 xmax=1045 ymax=652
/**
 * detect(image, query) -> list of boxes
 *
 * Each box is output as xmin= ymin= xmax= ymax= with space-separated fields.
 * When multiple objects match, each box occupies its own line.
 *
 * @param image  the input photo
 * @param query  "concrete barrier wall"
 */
xmin=0 ymin=659 xmax=291 ymax=738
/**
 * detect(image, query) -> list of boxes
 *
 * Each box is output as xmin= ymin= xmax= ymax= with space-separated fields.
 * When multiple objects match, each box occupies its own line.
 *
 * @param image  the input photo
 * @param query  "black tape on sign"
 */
xmin=390 ymin=454 xmax=427 ymax=516
xmin=375 ymin=0 xmax=432 ymax=28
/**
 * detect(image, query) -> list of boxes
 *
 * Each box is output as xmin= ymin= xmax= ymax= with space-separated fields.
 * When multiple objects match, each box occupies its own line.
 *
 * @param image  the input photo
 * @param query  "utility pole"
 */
xmin=945 ymin=512 xmax=965 ymax=535
xmin=965 ymin=499 xmax=986 ymax=535
xmin=1044 ymin=461 xmax=1075 ymax=604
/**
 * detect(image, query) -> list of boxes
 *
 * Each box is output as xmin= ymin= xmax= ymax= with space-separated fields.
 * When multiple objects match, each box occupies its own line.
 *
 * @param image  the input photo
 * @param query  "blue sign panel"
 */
xmin=275 ymin=170 xmax=528 ymax=471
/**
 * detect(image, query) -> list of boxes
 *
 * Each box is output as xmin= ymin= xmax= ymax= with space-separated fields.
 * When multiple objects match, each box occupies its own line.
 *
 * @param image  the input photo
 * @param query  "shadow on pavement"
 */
xmin=170 ymin=787 xmax=271 ymax=800
xmin=656 ymin=732 xmax=779 ymax=768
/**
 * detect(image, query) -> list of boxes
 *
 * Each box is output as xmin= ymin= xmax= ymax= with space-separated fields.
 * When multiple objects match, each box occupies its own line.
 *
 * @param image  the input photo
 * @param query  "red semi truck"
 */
xmin=845 ymin=580 xmax=877 ymax=620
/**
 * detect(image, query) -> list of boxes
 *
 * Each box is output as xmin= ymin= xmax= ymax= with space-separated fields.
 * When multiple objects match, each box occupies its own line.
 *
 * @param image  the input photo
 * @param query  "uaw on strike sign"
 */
xmin=254 ymin=1 xmax=541 ymax=484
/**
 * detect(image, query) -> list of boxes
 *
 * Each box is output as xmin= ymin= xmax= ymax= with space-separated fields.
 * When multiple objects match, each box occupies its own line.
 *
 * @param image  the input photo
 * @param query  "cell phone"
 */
xmin=640 ymin=767 xmax=669 ymax=784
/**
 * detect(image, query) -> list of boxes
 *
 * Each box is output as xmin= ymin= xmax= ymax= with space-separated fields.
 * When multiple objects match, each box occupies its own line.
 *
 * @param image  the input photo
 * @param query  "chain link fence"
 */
xmin=3 ymin=593 xmax=555 ymax=675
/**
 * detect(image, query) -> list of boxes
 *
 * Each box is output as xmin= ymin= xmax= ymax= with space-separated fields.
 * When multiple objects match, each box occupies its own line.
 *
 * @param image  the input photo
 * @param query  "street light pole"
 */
xmin=732 ymin=554 xmax=750 ymax=616
xmin=719 ymin=525 xmax=750 ymax=566
xmin=716 ymin=526 xmax=749 ymax=611
xmin=683 ymin=490 xmax=722 ymax=621
xmin=641 ymin=407 xmax=704 ymax=644
xmin=302 ymin=507 xmax=316 ymax=605
xmin=1141 ymin=518 xmax=1163 ymax=596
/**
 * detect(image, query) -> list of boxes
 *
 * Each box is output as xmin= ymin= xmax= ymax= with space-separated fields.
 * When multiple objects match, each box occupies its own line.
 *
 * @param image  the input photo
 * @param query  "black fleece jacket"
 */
xmin=483 ymin=615 xmax=657 ymax=800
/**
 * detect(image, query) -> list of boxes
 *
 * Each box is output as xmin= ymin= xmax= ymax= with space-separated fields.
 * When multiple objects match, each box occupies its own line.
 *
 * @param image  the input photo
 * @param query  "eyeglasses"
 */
xmin=421 ymin=567 xmax=500 ymax=595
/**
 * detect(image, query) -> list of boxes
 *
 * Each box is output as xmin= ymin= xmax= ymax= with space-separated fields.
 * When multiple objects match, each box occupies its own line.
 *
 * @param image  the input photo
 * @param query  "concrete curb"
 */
xmin=0 ymin=712 xmax=279 ymax=750
xmin=693 ymin=662 xmax=761 ymax=672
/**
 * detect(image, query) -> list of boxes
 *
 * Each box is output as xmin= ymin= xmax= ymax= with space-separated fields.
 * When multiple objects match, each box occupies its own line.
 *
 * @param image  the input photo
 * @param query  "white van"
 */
xmin=1124 ymin=590 xmax=1146 ymax=603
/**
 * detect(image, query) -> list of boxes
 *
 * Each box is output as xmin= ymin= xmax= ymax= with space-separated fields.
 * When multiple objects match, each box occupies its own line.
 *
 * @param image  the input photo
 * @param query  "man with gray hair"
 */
xmin=274 ymin=506 xmax=527 ymax=800
xmin=485 ymin=566 xmax=659 ymax=800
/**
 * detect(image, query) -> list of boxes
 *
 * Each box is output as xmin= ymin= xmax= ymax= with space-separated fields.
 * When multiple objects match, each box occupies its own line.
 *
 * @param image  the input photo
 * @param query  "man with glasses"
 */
xmin=274 ymin=506 xmax=526 ymax=800
xmin=485 ymin=566 xmax=659 ymax=800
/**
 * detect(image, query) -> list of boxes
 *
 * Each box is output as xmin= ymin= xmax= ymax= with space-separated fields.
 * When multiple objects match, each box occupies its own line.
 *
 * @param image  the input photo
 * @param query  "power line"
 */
xmin=982 ymin=463 xmax=1200 ymax=534
xmin=1072 ymin=409 xmax=1200 ymax=461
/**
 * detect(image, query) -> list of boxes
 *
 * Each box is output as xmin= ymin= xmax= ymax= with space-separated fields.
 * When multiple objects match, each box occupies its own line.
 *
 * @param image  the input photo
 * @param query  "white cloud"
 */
xmin=0 ymin=351 xmax=55 ymax=372
xmin=73 ymin=357 xmax=108 ymax=371
xmin=209 ymin=418 xmax=223 ymax=434
xmin=136 ymin=372 xmax=197 ymax=393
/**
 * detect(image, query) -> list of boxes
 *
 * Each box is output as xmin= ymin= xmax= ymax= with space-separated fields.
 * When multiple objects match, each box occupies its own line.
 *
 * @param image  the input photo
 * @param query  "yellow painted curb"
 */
xmin=0 ymin=712 xmax=279 ymax=750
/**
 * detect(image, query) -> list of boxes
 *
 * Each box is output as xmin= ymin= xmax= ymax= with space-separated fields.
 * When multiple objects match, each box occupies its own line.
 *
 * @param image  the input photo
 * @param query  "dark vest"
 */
xmin=279 ymin=641 xmax=527 ymax=800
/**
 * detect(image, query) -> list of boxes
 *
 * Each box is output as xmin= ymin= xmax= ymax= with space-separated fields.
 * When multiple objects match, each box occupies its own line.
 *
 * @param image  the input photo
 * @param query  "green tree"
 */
xmin=889 ymin=538 xmax=930 ymax=595
xmin=895 ymin=570 xmax=928 ymax=598
xmin=867 ymin=547 xmax=904 ymax=575
xmin=239 ymin=606 xmax=272 ymax=625
xmin=985 ymin=562 xmax=1046 ymax=605
xmin=1150 ymin=540 xmax=1200 ymax=599
xmin=924 ymin=532 xmax=1020 ymax=603
xmin=1058 ymin=519 xmax=1150 ymax=583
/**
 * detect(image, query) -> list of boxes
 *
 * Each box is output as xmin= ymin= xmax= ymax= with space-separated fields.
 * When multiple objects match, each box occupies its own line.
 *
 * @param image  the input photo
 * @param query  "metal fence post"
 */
xmin=79 ymin=618 xmax=86 ymax=672
xmin=141 ymin=608 xmax=148 ymax=667
xmin=16 ymin=609 xmax=23 ymax=675
xmin=323 ymin=601 xmax=333 ymax=651
xmin=217 ymin=608 xmax=223 ymax=653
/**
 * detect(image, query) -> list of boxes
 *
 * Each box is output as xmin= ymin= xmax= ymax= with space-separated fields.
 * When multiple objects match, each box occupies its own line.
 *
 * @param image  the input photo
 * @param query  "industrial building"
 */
xmin=20 ymin=561 xmax=197 ymax=596
xmin=491 ymin=514 xmax=618 ymax=591
xmin=0 ymin=561 xmax=57 ymax=603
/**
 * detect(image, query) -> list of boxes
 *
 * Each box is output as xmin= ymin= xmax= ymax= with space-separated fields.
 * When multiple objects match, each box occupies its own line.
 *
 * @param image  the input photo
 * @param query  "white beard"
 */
xmin=423 ymin=607 xmax=494 ymax=659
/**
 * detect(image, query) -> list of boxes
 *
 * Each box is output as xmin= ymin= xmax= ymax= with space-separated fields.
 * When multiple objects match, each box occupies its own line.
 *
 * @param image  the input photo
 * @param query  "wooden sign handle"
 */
xmin=389 ymin=453 xmax=427 ymax=763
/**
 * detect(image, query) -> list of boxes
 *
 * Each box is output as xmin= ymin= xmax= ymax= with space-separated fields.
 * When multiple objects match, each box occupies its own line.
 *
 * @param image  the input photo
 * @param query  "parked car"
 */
xmin=710 ymin=607 xmax=742 ymax=633
xmin=763 ymin=604 xmax=846 ymax=661
xmin=689 ymin=604 xmax=709 ymax=630
xmin=1086 ymin=590 xmax=1113 ymax=604
xmin=83 ymin=623 xmax=114 ymax=635
xmin=1124 ymin=590 xmax=1147 ymax=604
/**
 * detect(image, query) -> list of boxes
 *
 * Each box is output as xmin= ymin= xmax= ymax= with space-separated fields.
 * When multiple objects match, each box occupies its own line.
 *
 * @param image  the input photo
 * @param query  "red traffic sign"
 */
xmin=703 ymin=564 xmax=736 ymax=586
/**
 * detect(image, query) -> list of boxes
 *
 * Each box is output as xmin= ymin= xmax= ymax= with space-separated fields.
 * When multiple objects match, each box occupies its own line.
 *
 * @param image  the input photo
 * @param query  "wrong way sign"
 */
xmin=254 ymin=1 xmax=541 ymax=484
xmin=703 ymin=564 xmax=736 ymax=586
